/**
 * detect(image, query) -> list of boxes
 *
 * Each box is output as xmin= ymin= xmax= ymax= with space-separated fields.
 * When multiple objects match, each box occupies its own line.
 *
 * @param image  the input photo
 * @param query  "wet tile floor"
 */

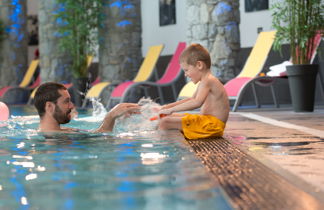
xmin=225 ymin=106 xmax=324 ymax=201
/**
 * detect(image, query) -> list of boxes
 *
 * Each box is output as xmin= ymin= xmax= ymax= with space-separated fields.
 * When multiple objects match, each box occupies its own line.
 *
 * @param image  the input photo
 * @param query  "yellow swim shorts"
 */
xmin=181 ymin=113 xmax=225 ymax=140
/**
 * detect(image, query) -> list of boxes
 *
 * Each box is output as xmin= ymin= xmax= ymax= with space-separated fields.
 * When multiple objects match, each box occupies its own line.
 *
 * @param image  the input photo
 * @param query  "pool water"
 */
xmin=0 ymin=106 xmax=232 ymax=210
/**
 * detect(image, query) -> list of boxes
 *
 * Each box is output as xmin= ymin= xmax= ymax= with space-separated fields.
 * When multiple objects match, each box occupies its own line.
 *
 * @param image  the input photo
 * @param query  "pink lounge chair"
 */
xmin=225 ymin=31 xmax=322 ymax=112
xmin=83 ymin=45 xmax=164 ymax=108
xmin=224 ymin=31 xmax=277 ymax=111
xmin=0 ymin=60 xmax=40 ymax=104
xmin=27 ymin=56 xmax=95 ymax=106
xmin=108 ymin=42 xmax=186 ymax=106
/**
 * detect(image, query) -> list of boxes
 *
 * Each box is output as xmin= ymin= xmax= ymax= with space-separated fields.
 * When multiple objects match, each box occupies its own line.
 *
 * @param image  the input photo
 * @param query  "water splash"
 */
xmin=90 ymin=98 xmax=107 ymax=117
xmin=74 ymin=98 xmax=107 ymax=123
xmin=70 ymin=109 xmax=78 ymax=119
xmin=114 ymin=98 xmax=161 ymax=135
xmin=0 ymin=116 xmax=39 ymax=139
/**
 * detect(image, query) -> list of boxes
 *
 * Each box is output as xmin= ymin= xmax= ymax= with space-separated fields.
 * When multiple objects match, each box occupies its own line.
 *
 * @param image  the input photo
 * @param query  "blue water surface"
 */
xmin=0 ymin=106 xmax=233 ymax=210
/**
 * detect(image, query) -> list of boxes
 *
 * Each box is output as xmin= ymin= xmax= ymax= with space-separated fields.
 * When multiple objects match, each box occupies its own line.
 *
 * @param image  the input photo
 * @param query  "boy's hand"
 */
xmin=159 ymin=105 xmax=168 ymax=110
xmin=158 ymin=108 xmax=173 ymax=116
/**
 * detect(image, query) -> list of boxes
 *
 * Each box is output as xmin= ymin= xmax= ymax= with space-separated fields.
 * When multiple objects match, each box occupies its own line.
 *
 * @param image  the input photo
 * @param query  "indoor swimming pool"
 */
xmin=0 ymin=105 xmax=232 ymax=210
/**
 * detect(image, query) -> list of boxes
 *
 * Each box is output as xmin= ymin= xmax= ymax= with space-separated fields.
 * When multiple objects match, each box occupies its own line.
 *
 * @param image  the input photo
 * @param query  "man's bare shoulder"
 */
xmin=38 ymin=127 xmax=80 ymax=133
xmin=61 ymin=127 xmax=81 ymax=133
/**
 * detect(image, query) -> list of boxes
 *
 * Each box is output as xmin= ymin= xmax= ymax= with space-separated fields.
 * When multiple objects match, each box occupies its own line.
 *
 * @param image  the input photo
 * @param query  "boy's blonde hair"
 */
xmin=179 ymin=43 xmax=211 ymax=69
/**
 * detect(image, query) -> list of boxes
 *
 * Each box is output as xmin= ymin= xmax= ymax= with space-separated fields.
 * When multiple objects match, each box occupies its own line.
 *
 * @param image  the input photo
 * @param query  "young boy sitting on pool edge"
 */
xmin=158 ymin=43 xmax=230 ymax=140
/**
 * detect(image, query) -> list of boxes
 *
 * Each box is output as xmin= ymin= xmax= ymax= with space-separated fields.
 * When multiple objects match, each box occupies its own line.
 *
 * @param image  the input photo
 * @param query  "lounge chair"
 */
xmin=267 ymin=32 xmax=322 ymax=77
xmin=0 ymin=59 xmax=40 ymax=104
xmin=82 ymin=44 xmax=164 ymax=108
xmin=112 ymin=42 xmax=186 ymax=105
xmin=224 ymin=31 xmax=277 ymax=111
xmin=176 ymin=31 xmax=320 ymax=112
xmin=266 ymin=31 xmax=323 ymax=105
xmin=177 ymin=81 xmax=199 ymax=100
xmin=162 ymin=31 xmax=276 ymax=111
xmin=27 ymin=56 xmax=94 ymax=105
xmin=28 ymin=83 xmax=73 ymax=105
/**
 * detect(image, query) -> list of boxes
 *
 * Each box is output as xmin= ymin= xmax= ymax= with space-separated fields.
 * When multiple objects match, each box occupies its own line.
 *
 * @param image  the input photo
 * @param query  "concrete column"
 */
xmin=38 ymin=0 xmax=72 ymax=83
xmin=0 ymin=0 xmax=28 ymax=87
xmin=186 ymin=0 xmax=240 ymax=82
xmin=99 ymin=0 xmax=142 ymax=83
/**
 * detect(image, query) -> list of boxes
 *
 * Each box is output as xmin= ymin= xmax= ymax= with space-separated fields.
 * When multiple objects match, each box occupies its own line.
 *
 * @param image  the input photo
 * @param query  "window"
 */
xmin=245 ymin=0 xmax=268 ymax=12
xmin=159 ymin=0 xmax=176 ymax=26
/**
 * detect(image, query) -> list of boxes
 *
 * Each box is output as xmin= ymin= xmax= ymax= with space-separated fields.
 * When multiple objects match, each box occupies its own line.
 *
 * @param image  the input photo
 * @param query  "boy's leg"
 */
xmin=158 ymin=115 xmax=183 ymax=130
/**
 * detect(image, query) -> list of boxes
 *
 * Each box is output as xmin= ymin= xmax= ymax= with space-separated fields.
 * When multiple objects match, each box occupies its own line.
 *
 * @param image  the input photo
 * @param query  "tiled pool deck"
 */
xmin=188 ymin=106 xmax=324 ymax=209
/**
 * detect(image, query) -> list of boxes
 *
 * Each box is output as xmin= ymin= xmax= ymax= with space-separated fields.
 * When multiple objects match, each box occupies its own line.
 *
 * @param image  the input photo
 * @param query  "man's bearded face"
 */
xmin=53 ymin=104 xmax=72 ymax=124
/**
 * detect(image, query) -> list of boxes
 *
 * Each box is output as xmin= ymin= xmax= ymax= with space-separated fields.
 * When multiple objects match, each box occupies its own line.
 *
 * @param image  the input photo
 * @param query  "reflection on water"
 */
xmin=227 ymin=132 xmax=321 ymax=157
xmin=228 ymin=131 xmax=324 ymax=194
xmin=0 ymin=106 xmax=232 ymax=210
xmin=253 ymin=141 xmax=312 ymax=147
xmin=244 ymin=140 xmax=321 ymax=156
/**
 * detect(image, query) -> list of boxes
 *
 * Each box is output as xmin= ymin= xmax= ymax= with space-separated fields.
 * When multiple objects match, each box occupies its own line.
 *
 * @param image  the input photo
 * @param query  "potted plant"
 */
xmin=271 ymin=0 xmax=323 ymax=112
xmin=55 ymin=0 xmax=102 ymax=106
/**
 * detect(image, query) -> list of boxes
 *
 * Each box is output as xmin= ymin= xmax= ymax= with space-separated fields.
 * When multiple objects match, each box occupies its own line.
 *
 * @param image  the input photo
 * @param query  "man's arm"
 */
xmin=95 ymin=113 xmax=116 ymax=132
xmin=94 ymin=103 xmax=140 ymax=133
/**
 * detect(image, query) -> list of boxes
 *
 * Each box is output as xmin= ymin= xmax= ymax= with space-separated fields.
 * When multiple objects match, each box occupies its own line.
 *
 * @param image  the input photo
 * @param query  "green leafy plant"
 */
xmin=55 ymin=0 xmax=103 ymax=78
xmin=271 ymin=0 xmax=323 ymax=64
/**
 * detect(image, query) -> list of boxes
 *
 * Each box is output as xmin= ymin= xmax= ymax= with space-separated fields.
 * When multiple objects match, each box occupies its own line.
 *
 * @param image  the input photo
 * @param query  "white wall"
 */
xmin=141 ymin=0 xmax=277 ymax=52
xmin=141 ymin=0 xmax=187 ymax=56
xmin=239 ymin=0 xmax=278 ymax=48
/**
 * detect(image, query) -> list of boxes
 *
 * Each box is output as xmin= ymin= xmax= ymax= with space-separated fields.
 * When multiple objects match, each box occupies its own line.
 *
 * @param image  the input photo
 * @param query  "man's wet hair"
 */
xmin=179 ymin=43 xmax=211 ymax=69
xmin=34 ymin=82 xmax=67 ymax=118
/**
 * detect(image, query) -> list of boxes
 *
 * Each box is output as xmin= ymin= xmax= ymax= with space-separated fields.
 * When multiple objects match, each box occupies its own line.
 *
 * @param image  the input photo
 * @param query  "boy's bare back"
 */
xmin=196 ymin=73 xmax=230 ymax=123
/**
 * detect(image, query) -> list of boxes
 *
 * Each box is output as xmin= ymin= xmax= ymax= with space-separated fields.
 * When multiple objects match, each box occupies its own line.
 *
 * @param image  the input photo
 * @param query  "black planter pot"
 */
xmin=72 ymin=77 xmax=89 ymax=107
xmin=286 ymin=64 xmax=319 ymax=112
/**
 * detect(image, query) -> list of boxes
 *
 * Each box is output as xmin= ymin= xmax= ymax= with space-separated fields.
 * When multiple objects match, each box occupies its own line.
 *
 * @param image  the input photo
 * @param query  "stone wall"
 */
xmin=186 ymin=0 xmax=240 ymax=82
xmin=38 ymin=0 xmax=72 ymax=83
xmin=37 ymin=0 xmax=142 ymax=86
xmin=0 ymin=0 xmax=28 ymax=87
xmin=99 ymin=0 xmax=142 ymax=83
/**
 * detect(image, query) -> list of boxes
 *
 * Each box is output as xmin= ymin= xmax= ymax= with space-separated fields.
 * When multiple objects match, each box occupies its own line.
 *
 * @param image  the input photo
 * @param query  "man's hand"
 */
xmin=96 ymin=103 xmax=141 ymax=133
xmin=109 ymin=103 xmax=141 ymax=119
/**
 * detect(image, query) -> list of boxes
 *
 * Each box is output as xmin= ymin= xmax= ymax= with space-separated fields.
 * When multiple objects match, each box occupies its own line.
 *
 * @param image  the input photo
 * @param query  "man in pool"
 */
xmin=158 ymin=43 xmax=230 ymax=139
xmin=34 ymin=82 xmax=140 ymax=133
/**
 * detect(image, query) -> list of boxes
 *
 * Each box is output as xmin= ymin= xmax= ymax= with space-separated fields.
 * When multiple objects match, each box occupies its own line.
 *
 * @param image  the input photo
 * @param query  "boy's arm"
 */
xmin=160 ymin=81 xmax=209 ymax=114
xmin=161 ymin=97 xmax=192 ymax=109
xmin=161 ymin=86 xmax=198 ymax=110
